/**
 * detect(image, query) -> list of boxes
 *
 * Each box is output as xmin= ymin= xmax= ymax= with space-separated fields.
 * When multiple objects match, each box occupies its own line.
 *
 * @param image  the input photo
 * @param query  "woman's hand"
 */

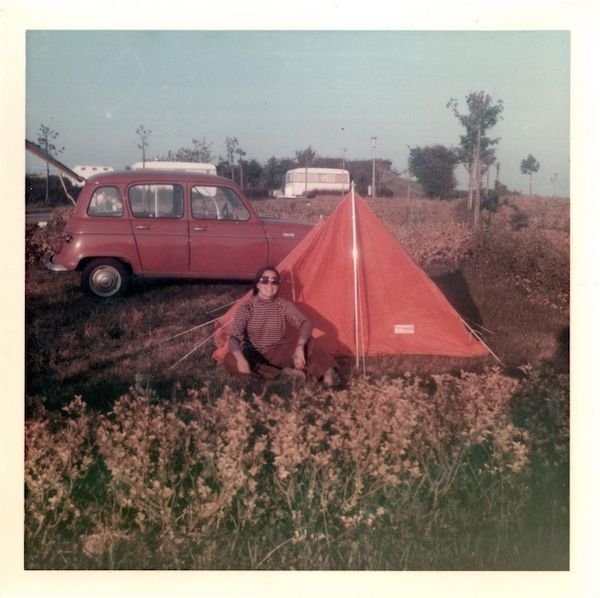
xmin=235 ymin=353 xmax=251 ymax=374
xmin=293 ymin=344 xmax=306 ymax=369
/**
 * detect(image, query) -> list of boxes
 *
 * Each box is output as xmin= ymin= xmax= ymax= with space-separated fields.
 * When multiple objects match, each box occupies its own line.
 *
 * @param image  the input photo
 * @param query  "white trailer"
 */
xmin=276 ymin=167 xmax=351 ymax=198
xmin=130 ymin=161 xmax=217 ymax=175
xmin=70 ymin=165 xmax=114 ymax=186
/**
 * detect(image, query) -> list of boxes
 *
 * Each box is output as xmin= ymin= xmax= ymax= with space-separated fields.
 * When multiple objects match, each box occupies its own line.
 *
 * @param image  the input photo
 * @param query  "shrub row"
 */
xmin=25 ymin=367 xmax=569 ymax=570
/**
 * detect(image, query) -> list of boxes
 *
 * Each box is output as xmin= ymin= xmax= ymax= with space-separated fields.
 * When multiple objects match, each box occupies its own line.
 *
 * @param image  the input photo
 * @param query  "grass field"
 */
xmin=24 ymin=193 xmax=569 ymax=570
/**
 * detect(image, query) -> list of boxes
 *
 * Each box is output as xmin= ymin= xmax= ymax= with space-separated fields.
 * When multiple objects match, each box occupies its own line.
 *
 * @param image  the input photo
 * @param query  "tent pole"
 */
xmin=351 ymin=183 xmax=360 ymax=369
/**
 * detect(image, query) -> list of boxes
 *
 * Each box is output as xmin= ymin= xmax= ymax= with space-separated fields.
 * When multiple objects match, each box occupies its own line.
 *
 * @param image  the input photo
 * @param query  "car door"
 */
xmin=128 ymin=182 xmax=189 ymax=274
xmin=189 ymin=184 xmax=268 ymax=278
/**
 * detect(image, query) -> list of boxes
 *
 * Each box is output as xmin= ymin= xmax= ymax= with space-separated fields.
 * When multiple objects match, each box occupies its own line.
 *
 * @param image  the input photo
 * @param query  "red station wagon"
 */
xmin=46 ymin=170 xmax=313 ymax=297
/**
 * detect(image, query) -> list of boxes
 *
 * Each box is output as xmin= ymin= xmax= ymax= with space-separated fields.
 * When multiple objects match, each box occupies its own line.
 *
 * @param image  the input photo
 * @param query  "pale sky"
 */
xmin=26 ymin=30 xmax=570 ymax=196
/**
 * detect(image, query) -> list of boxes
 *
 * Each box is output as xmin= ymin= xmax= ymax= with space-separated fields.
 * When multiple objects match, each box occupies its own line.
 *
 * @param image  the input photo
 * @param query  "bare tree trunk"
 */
xmin=473 ymin=126 xmax=481 ymax=228
xmin=305 ymin=165 xmax=308 ymax=194
xmin=45 ymin=162 xmax=50 ymax=204
xmin=468 ymin=156 xmax=475 ymax=210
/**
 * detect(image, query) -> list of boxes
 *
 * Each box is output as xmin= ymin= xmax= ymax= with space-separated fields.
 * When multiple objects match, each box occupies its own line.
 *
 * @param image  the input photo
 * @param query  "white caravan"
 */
xmin=130 ymin=161 xmax=217 ymax=175
xmin=276 ymin=167 xmax=351 ymax=198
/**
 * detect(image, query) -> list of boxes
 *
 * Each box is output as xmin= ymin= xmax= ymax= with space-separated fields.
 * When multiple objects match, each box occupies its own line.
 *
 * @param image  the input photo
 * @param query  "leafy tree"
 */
xmin=235 ymin=147 xmax=247 ymax=189
xmin=37 ymin=124 xmax=64 ymax=204
xmin=295 ymin=146 xmax=317 ymax=194
xmin=262 ymin=156 xmax=295 ymax=193
xmin=447 ymin=91 xmax=504 ymax=225
xmin=245 ymin=159 xmax=263 ymax=189
xmin=136 ymin=124 xmax=151 ymax=167
xmin=225 ymin=136 xmax=239 ymax=180
xmin=158 ymin=138 xmax=213 ymax=163
xmin=408 ymin=145 xmax=458 ymax=199
xmin=520 ymin=154 xmax=540 ymax=196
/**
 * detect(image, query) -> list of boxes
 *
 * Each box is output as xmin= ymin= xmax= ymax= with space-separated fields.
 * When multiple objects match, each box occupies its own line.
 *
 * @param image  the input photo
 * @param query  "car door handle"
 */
xmin=193 ymin=226 xmax=207 ymax=231
xmin=135 ymin=225 xmax=151 ymax=230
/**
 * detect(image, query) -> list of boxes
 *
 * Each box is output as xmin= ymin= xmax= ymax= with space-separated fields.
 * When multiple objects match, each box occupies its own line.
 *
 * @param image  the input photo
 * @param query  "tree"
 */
xmin=235 ymin=147 xmax=247 ymax=189
xmin=164 ymin=137 xmax=213 ymax=163
xmin=520 ymin=154 xmax=540 ymax=196
xmin=263 ymin=156 xmax=295 ymax=193
xmin=295 ymin=146 xmax=317 ymax=193
xmin=225 ymin=137 xmax=239 ymax=181
xmin=447 ymin=91 xmax=504 ymax=226
xmin=408 ymin=145 xmax=458 ymax=199
xmin=245 ymin=159 xmax=264 ymax=190
xmin=136 ymin=125 xmax=151 ymax=167
xmin=37 ymin=124 xmax=64 ymax=204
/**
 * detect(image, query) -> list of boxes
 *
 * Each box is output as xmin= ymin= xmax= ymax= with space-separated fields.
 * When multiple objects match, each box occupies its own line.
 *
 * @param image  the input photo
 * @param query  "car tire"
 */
xmin=82 ymin=258 xmax=130 ymax=298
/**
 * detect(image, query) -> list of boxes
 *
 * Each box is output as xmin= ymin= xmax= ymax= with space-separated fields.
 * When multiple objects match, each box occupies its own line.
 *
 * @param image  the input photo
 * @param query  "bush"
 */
xmin=26 ymin=175 xmax=80 ymax=207
xmin=26 ymin=207 xmax=74 ymax=267
xmin=378 ymin=184 xmax=394 ymax=198
xmin=23 ymin=368 xmax=567 ymax=570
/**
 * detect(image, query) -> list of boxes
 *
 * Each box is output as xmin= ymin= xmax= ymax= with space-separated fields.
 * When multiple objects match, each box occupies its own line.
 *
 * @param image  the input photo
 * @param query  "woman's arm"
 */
xmin=292 ymin=319 xmax=313 ymax=369
xmin=229 ymin=335 xmax=251 ymax=374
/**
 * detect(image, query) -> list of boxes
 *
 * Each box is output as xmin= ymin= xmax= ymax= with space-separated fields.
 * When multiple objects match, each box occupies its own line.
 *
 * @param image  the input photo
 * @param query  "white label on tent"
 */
xmin=394 ymin=324 xmax=415 ymax=335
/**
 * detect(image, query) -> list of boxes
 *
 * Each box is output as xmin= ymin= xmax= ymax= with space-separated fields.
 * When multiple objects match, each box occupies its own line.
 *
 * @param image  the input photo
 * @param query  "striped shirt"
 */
xmin=230 ymin=295 xmax=308 ymax=354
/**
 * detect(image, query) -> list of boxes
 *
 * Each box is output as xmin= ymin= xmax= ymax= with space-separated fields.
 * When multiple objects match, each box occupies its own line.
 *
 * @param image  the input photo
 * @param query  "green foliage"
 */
xmin=408 ymin=145 xmax=458 ymax=198
xmin=294 ymin=145 xmax=317 ymax=167
xmin=25 ymin=207 xmax=74 ymax=267
xmin=158 ymin=137 xmax=213 ymax=163
xmin=36 ymin=124 xmax=65 ymax=203
xmin=520 ymin=154 xmax=540 ymax=176
xmin=520 ymin=154 xmax=541 ymax=195
xmin=447 ymin=91 xmax=504 ymax=169
xmin=37 ymin=124 xmax=64 ymax=159
xmin=135 ymin=125 xmax=151 ymax=165
xmin=26 ymin=175 xmax=80 ymax=207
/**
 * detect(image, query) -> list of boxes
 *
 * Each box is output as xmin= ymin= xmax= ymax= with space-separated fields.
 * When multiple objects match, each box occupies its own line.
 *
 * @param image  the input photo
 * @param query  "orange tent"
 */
xmin=213 ymin=189 xmax=488 ymax=362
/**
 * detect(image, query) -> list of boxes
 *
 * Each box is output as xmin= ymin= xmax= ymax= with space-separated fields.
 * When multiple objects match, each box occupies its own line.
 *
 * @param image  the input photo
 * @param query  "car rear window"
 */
xmin=128 ymin=184 xmax=184 ymax=218
xmin=87 ymin=186 xmax=123 ymax=217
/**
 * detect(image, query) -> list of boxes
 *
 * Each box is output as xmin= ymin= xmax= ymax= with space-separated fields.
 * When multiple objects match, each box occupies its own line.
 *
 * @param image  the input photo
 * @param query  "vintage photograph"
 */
xmin=7 ymin=2 xmax=595 ymax=594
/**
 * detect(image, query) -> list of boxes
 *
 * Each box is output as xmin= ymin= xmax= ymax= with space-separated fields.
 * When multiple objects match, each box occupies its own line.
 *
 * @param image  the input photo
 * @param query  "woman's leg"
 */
xmin=223 ymin=347 xmax=281 ymax=380
xmin=263 ymin=335 xmax=336 ymax=380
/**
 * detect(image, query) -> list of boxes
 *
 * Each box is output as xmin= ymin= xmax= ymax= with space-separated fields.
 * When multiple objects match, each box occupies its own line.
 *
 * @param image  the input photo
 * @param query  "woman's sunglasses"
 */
xmin=258 ymin=276 xmax=280 ymax=286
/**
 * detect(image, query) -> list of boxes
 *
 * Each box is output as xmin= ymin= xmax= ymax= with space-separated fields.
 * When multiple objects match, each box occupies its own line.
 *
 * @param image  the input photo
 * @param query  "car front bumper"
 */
xmin=45 ymin=254 xmax=68 ymax=272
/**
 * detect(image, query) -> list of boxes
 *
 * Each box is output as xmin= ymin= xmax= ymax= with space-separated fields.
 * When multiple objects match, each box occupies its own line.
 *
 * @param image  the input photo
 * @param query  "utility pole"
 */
xmin=370 ymin=136 xmax=377 ymax=198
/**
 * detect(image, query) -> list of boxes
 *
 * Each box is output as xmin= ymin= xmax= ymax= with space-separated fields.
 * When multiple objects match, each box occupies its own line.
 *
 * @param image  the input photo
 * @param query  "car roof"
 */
xmin=85 ymin=169 xmax=235 ymax=185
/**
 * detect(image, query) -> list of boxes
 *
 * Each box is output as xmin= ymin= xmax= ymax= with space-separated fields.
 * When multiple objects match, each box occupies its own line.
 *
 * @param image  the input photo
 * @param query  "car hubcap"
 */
xmin=90 ymin=266 xmax=121 ymax=297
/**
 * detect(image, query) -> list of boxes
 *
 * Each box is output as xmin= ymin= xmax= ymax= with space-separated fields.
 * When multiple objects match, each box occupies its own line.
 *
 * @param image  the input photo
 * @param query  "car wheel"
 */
xmin=82 ymin=258 xmax=130 ymax=298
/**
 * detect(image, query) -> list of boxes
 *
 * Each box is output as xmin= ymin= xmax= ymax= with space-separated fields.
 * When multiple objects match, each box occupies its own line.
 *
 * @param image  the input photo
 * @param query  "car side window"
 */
xmin=87 ymin=186 xmax=123 ymax=217
xmin=128 ymin=184 xmax=184 ymax=218
xmin=191 ymin=186 xmax=250 ymax=221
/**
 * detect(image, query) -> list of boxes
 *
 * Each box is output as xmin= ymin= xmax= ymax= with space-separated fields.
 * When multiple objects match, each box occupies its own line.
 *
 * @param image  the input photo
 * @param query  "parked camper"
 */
xmin=275 ymin=167 xmax=351 ymax=198
xmin=71 ymin=165 xmax=114 ymax=186
xmin=130 ymin=161 xmax=217 ymax=176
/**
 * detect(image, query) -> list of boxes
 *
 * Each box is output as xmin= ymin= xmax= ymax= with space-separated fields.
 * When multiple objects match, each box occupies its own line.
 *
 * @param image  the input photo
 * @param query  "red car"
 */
xmin=46 ymin=170 xmax=313 ymax=297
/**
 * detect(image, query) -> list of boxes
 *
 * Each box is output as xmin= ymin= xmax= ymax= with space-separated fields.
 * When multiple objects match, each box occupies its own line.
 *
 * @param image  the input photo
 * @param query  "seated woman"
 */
xmin=224 ymin=265 xmax=338 ymax=386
